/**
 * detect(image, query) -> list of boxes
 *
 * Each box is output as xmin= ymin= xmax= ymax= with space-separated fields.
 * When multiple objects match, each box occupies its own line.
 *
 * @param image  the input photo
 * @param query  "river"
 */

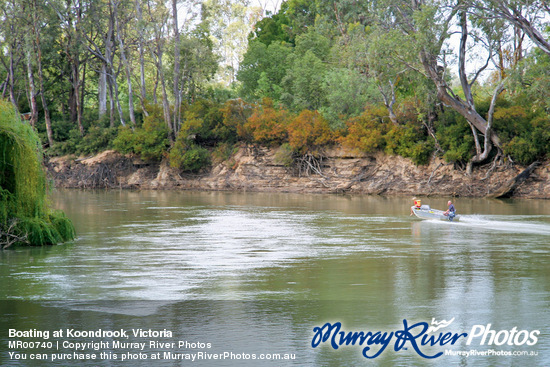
xmin=1 ymin=190 xmax=549 ymax=366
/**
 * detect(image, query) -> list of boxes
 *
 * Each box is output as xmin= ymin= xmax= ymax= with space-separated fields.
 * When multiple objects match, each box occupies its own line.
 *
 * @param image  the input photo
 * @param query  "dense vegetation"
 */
xmin=0 ymin=100 xmax=75 ymax=247
xmin=1 ymin=0 xmax=550 ymax=173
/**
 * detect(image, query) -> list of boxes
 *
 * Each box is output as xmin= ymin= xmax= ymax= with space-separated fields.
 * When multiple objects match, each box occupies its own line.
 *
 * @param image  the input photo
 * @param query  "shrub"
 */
xmin=503 ymin=136 xmax=538 ymax=165
xmin=212 ymin=142 xmax=238 ymax=164
xmin=493 ymin=107 xmax=550 ymax=165
xmin=385 ymin=124 xmax=434 ymax=165
xmin=219 ymin=99 xmax=254 ymax=143
xmin=169 ymin=140 xmax=211 ymax=172
xmin=113 ymin=105 xmax=170 ymax=161
xmin=76 ymin=126 xmax=118 ymax=155
xmin=340 ymin=106 xmax=388 ymax=153
xmin=274 ymin=143 xmax=295 ymax=167
xmin=244 ymin=98 xmax=292 ymax=144
xmin=435 ymin=113 xmax=474 ymax=164
xmin=287 ymin=110 xmax=334 ymax=154
xmin=180 ymin=99 xmax=224 ymax=147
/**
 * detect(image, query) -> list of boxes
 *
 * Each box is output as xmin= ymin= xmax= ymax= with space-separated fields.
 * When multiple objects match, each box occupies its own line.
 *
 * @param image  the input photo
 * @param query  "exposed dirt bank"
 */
xmin=46 ymin=145 xmax=550 ymax=198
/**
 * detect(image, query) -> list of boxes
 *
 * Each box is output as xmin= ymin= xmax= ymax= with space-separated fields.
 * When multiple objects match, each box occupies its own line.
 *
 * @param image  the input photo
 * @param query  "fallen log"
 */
xmin=488 ymin=161 xmax=540 ymax=198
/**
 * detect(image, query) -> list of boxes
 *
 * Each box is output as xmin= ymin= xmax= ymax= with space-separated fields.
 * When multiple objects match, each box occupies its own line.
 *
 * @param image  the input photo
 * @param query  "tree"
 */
xmin=112 ymin=0 xmax=137 ymax=126
xmin=28 ymin=0 xmax=55 ymax=146
xmin=376 ymin=1 xmax=506 ymax=168
xmin=471 ymin=0 xmax=550 ymax=56
xmin=85 ymin=0 xmax=127 ymax=127
xmin=237 ymin=40 xmax=291 ymax=101
xmin=51 ymin=0 xmax=88 ymax=135
xmin=0 ymin=0 xmax=25 ymax=110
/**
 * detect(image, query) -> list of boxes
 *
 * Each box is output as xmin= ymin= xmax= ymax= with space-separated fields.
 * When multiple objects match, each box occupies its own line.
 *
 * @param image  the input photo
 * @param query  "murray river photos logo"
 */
xmin=311 ymin=318 xmax=540 ymax=359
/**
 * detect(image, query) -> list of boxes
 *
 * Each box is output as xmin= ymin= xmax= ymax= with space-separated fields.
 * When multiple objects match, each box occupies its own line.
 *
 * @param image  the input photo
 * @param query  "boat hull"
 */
xmin=411 ymin=206 xmax=460 ymax=222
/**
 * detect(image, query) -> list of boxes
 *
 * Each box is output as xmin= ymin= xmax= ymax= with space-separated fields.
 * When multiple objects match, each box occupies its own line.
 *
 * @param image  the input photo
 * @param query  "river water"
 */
xmin=1 ymin=190 xmax=549 ymax=366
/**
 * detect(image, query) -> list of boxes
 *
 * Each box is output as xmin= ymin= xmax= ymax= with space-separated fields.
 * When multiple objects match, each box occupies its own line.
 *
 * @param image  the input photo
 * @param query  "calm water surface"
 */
xmin=1 ymin=190 xmax=549 ymax=366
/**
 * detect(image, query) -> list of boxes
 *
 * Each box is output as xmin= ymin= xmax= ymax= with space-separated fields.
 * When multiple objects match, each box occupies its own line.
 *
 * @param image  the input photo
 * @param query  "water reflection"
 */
xmin=1 ymin=190 xmax=549 ymax=365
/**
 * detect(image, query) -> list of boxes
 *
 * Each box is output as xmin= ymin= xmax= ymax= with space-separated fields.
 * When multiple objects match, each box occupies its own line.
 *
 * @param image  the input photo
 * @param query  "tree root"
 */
xmin=1 ymin=219 xmax=29 ymax=249
xmin=481 ymin=152 xmax=502 ymax=181
xmin=295 ymin=152 xmax=327 ymax=178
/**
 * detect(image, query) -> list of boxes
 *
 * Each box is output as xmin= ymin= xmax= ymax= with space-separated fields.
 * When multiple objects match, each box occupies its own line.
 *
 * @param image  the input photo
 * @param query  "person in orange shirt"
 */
xmin=410 ymin=197 xmax=421 ymax=215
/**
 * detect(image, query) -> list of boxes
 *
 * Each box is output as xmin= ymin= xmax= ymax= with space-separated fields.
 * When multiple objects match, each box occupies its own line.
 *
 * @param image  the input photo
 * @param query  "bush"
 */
xmin=435 ymin=113 xmax=474 ymax=164
xmin=287 ymin=110 xmax=334 ymax=154
xmin=77 ymin=126 xmax=118 ymax=155
xmin=244 ymin=98 xmax=292 ymax=144
xmin=113 ymin=105 xmax=170 ymax=161
xmin=169 ymin=140 xmax=211 ymax=172
xmin=340 ymin=106 xmax=388 ymax=153
xmin=180 ymin=99 xmax=224 ymax=147
xmin=494 ymin=107 xmax=550 ymax=164
xmin=274 ymin=143 xmax=295 ymax=167
xmin=503 ymin=136 xmax=539 ymax=165
xmin=212 ymin=142 xmax=238 ymax=164
xmin=385 ymin=124 xmax=434 ymax=165
xmin=219 ymin=99 xmax=253 ymax=143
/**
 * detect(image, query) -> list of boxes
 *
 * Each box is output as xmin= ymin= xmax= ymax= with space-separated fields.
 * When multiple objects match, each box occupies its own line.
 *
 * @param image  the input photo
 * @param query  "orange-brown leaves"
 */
xmin=287 ymin=110 xmax=334 ymax=154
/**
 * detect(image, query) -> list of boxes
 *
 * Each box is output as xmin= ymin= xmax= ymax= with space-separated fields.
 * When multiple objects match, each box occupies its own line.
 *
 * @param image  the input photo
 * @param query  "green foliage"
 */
xmin=494 ymin=107 xmax=550 ymax=165
xmin=321 ymin=68 xmax=371 ymax=128
xmin=504 ymin=137 xmax=539 ymax=165
xmin=212 ymin=142 xmax=238 ymax=164
xmin=509 ymin=49 xmax=550 ymax=111
xmin=237 ymin=40 xmax=292 ymax=101
xmin=0 ymin=100 xmax=74 ymax=246
xmin=436 ymin=112 xmax=474 ymax=163
xmin=274 ymin=143 xmax=295 ymax=167
xmin=76 ymin=126 xmax=118 ymax=155
xmin=220 ymin=99 xmax=254 ymax=142
xmin=180 ymin=99 xmax=224 ymax=146
xmin=113 ymin=105 xmax=170 ymax=161
xmin=169 ymin=137 xmax=211 ymax=173
xmin=14 ymin=210 xmax=76 ymax=246
xmin=47 ymin=115 xmax=118 ymax=157
xmin=251 ymin=12 xmax=292 ymax=45
xmin=341 ymin=106 xmax=389 ymax=153
xmin=282 ymin=49 xmax=328 ymax=111
xmin=384 ymin=124 xmax=434 ymax=166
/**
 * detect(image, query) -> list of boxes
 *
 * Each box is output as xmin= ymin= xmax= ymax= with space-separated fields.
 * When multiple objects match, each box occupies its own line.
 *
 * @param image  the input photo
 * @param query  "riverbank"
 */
xmin=46 ymin=145 xmax=550 ymax=198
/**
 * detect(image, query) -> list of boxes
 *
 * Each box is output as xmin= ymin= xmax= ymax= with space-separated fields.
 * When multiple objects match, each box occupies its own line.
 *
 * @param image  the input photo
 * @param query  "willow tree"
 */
xmin=0 ymin=100 xmax=75 ymax=248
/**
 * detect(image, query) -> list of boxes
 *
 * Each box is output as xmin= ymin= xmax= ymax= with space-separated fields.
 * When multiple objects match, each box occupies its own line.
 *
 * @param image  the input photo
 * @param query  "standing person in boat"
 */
xmin=444 ymin=201 xmax=456 ymax=221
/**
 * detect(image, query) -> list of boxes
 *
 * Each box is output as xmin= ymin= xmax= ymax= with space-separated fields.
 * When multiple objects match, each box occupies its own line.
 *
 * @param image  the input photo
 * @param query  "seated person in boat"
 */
xmin=444 ymin=201 xmax=456 ymax=221
xmin=410 ymin=197 xmax=421 ymax=215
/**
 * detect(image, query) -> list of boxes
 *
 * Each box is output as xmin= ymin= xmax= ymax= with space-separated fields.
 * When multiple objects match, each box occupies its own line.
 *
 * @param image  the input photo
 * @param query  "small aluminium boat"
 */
xmin=411 ymin=205 xmax=460 ymax=222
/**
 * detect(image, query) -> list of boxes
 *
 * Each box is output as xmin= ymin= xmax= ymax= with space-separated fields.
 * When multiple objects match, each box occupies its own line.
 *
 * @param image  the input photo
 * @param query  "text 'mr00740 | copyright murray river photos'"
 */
xmin=6 ymin=328 xmax=296 ymax=362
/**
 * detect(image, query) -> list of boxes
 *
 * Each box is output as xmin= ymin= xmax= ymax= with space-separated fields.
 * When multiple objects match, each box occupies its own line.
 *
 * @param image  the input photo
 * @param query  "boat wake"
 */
xmin=444 ymin=214 xmax=550 ymax=235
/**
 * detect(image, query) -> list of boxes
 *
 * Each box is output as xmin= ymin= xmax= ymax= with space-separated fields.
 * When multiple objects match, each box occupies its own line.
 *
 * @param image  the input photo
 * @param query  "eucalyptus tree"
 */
xmin=177 ymin=20 xmax=218 ymax=103
xmin=111 ymin=0 xmax=137 ymax=126
xmin=84 ymin=0 xmax=126 ymax=127
xmin=204 ymin=0 xmax=262 ymax=86
xmin=172 ymin=0 xmax=181 ymax=134
xmin=144 ymin=0 xmax=172 ymax=130
xmin=374 ymin=0 xmax=511 ymax=169
xmin=470 ymin=0 xmax=550 ymax=56
xmin=136 ymin=0 xmax=148 ymax=116
xmin=50 ymin=0 xmax=88 ymax=135
xmin=25 ymin=0 xmax=55 ymax=145
xmin=0 ymin=0 xmax=25 ymax=109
